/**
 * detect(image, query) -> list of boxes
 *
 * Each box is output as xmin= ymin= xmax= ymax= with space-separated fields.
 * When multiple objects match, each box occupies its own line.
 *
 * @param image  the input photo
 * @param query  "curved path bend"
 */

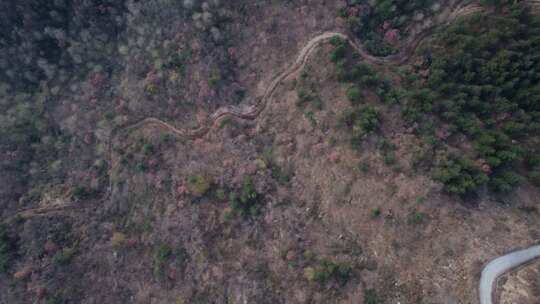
xmin=480 ymin=245 xmax=540 ymax=304
xmin=110 ymin=1 xmax=485 ymax=143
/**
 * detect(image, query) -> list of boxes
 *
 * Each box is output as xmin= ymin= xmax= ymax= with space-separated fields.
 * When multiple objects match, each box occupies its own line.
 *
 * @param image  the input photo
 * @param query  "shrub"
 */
xmin=349 ymin=63 xmax=374 ymax=81
xmin=342 ymin=106 xmax=380 ymax=148
xmin=304 ymin=259 xmax=352 ymax=285
xmin=142 ymin=143 xmax=154 ymax=155
xmin=296 ymin=89 xmax=312 ymax=106
xmin=363 ymin=39 xmax=397 ymax=57
xmin=111 ymin=232 xmax=127 ymax=249
xmin=338 ymin=7 xmax=348 ymax=18
xmin=153 ymin=243 xmax=173 ymax=277
xmin=165 ymin=48 xmax=191 ymax=72
xmin=228 ymin=177 xmax=263 ymax=219
xmin=187 ymin=175 xmax=211 ymax=197
xmin=13 ymin=265 xmax=32 ymax=280
xmin=135 ymin=162 xmax=147 ymax=173
xmin=358 ymin=161 xmax=370 ymax=173
xmin=215 ymin=188 xmax=226 ymax=201
xmin=480 ymin=0 xmax=512 ymax=6
xmin=489 ymin=171 xmax=522 ymax=193
xmin=408 ymin=209 xmax=425 ymax=225
xmin=160 ymin=134 xmax=173 ymax=144
xmin=328 ymin=136 xmax=337 ymax=146
xmin=330 ymin=44 xmax=347 ymax=63
xmin=347 ymin=16 xmax=362 ymax=33
xmin=329 ymin=36 xmax=345 ymax=47
xmin=365 ymin=289 xmax=380 ymax=304
xmin=383 ymin=152 xmax=396 ymax=165
xmin=52 ymin=247 xmax=75 ymax=267
xmin=303 ymin=267 xmax=317 ymax=281
xmin=46 ymin=294 xmax=67 ymax=304
xmin=312 ymin=96 xmax=323 ymax=110
xmin=296 ymin=89 xmax=322 ymax=110
xmin=526 ymin=153 xmax=540 ymax=168
xmin=381 ymin=88 xmax=402 ymax=104
xmin=208 ymin=70 xmax=221 ymax=87
xmin=155 ymin=244 xmax=172 ymax=262
xmin=271 ymin=165 xmax=292 ymax=185
xmin=529 ymin=171 xmax=540 ymax=187
xmin=346 ymin=86 xmax=362 ymax=103
xmin=353 ymin=107 xmax=380 ymax=134
xmin=72 ymin=185 xmax=95 ymax=200
xmin=335 ymin=60 xmax=348 ymax=82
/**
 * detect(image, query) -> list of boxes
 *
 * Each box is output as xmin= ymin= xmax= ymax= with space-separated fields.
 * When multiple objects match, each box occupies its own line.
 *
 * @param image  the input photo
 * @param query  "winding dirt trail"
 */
xmin=3 ymin=0 xmax=489 ymax=225
xmin=107 ymin=1 xmax=485 ymax=144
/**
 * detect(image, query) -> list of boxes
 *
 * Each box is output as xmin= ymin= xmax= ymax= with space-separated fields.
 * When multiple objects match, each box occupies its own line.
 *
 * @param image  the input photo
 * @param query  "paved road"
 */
xmin=479 ymin=245 xmax=540 ymax=304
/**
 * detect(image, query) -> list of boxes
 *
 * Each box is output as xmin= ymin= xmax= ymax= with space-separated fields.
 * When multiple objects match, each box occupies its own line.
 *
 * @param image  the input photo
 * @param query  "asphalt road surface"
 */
xmin=479 ymin=245 xmax=540 ymax=304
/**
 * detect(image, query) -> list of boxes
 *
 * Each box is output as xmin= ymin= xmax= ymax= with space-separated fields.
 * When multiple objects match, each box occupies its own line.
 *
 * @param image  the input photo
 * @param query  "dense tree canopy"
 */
xmin=342 ymin=0 xmax=436 ymax=56
xmin=405 ymin=6 xmax=540 ymax=194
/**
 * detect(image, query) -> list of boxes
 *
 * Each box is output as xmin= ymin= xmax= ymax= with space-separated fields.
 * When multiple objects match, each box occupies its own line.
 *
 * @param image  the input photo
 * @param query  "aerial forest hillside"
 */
xmin=0 ymin=0 xmax=539 ymax=303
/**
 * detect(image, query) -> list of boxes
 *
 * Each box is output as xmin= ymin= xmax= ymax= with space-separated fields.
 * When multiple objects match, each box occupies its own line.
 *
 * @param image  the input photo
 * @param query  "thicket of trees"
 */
xmin=329 ymin=38 xmax=388 ymax=149
xmin=404 ymin=6 xmax=540 ymax=194
xmin=341 ymin=0 xmax=436 ymax=56
xmin=0 ymin=0 xmax=240 ymax=209
xmin=341 ymin=106 xmax=380 ymax=149
xmin=333 ymin=3 xmax=540 ymax=196
xmin=0 ymin=0 xmax=126 ymax=91
xmin=433 ymin=155 xmax=489 ymax=195
xmin=0 ymin=1 xmax=125 ymax=208
xmin=0 ymin=90 xmax=69 ymax=205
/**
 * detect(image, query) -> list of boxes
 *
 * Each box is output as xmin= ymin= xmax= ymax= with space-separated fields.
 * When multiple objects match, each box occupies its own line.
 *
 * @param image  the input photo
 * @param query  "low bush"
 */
xmin=153 ymin=243 xmax=173 ymax=277
xmin=330 ymin=42 xmax=347 ymax=63
xmin=72 ymin=185 xmax=97 ymax=200
xmin=383 ymin=152 xmax=396 ymax=166
xmin=297 ymin=89 xmax=311 ymax=105
xmin=155 ymin=244 xmax=172 ymax=262
xmin=271 ymin=165 xmax=292 ymax=185
xmin=526 ymin=153 xmax=540 ymax=168
xmin=329 ymin=36 xmax=345 ymax=47
xmin=489 ymin=171 xmax=523 ymax=193
xmin=304 ymin=259 xmax=352 ymax=285
xmin=111 ymin=232 xmax=127 ymax=249
xmin=341 ymin=106 xmax=380 ymax=149
xmin=358 ymin=161 xmax=370 ymax=173
xmin=529 ymin=172 xmax=540 ymax=187
xmin=365 ymin=289 xmax=380 ymax=304
xmin=371 ymin=208 xmax=381 ymax=217
xmin=215 ymin=188 xmax=227 ymax=201
xmin=187 ymin=175 xmax=212 ymax=197
xmin=363 ymin=38 xmax=397 ymax=57
xmin=142 ymin=143 xmax=154 ymax=155
xmin=228 ymin=177 xmax=263 ymax=219
xmin=346 ymin=86 xmax=362 ymax=103
xmin=52 ymin=247 xmax=76 ymax=267
xmin=408 ymin=209 xmax=425 ymax=225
